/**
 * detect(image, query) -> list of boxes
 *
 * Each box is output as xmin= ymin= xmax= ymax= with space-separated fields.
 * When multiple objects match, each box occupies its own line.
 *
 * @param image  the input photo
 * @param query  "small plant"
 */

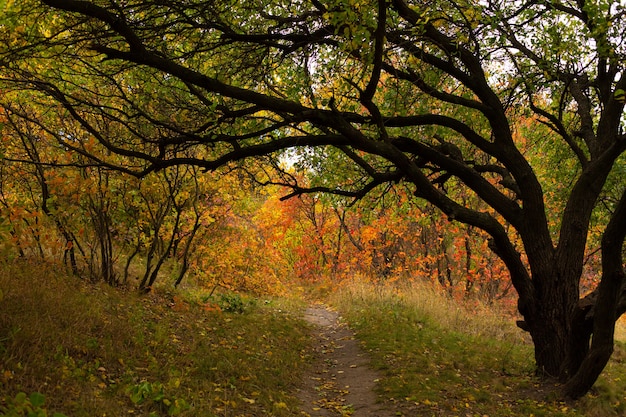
xmin=198 ymin=292 xmax=248 ymax=313
xmin=128 ymin=381 xmax=164 ymax=405
xmin=218 ymin=292 xmax=246 ymax=313
xmin=127 ymin=381 xmax=189 ymax=416
xmin=0 ymin=392 xmax=67 ymax=417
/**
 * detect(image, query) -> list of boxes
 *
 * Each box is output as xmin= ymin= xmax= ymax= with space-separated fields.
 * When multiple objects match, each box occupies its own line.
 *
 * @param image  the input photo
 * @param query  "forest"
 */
xmin=1 ymin=0 xmax=626 ymax=415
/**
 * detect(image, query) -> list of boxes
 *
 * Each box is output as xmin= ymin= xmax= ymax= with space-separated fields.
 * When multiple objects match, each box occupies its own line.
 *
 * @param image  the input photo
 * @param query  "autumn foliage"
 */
xmin=3 ymin=104 xmax=607 ymax=318
xmin=0 ymin=118 xmax=513 ymax=304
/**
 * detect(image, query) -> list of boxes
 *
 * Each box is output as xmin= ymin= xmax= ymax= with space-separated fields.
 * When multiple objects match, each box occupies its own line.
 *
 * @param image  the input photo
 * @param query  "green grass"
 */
xmin=329 ymin=280 xmax=626 ymax=417
xmin=0 ymin=260 xmax=312 ymax=416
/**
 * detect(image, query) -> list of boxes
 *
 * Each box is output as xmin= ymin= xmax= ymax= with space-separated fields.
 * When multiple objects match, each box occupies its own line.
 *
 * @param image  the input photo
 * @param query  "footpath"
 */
xmin=296 ymin=305 xmax=396 ymax=416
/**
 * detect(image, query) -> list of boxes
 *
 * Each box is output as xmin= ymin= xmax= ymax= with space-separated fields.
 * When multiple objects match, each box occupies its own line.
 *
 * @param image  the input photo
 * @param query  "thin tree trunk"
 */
xmin=174 ymin=216 xmax=201 ymax=288
xmin=464 ymin=226 xmax=473 ymax=295
xmin=145 ymin=209 xmax=181 ymax=290
xmin=123 ymin=238 xmax=141 ymax=284
xmin=334 ymin=206 xmax=364 ymax=251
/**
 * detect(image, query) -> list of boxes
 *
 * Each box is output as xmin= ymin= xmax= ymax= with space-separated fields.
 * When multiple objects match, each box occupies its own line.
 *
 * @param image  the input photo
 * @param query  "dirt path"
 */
xmin=296 ymin=305 xmax=396 ymax=416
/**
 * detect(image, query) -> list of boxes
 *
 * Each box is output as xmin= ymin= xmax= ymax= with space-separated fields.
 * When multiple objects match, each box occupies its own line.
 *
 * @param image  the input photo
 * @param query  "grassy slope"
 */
xmin=0 ymin=261 xmax=311 ymax=417
xmin=3 ymin=261 xmax=626 ymax=417
xmin=330 ymin=281 xmax=626 ymax=417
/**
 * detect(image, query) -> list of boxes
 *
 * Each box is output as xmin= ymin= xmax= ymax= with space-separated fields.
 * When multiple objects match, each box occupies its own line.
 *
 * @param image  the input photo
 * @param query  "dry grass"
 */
xmin=333 ymin=278 xmax=526 ymax=342
xmin=328 ymin=278 xmax=626 ymax=417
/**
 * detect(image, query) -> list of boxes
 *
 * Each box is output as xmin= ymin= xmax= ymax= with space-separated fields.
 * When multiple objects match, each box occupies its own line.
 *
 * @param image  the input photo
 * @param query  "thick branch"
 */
xmin=361 ymin=0 xmax=386 ymax=103
xmin=392 ymin=136 xmax=523 ymax=227
xmin=279 ymin=171 xmax=402 ymax=202
xmin=42 ymin=0 xmax=146 ymax=51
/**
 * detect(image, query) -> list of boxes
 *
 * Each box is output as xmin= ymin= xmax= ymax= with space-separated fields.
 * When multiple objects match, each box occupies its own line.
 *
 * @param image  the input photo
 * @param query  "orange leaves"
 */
xmin=360 ymin=225 xmax=378 ymax=244
xmin=201 ymin=302 xmax=222 ymax=313
xmin=170 ymin=295 xmax=189 ymax=312
xmin=239 ymin=185 xmax=516 ymax=306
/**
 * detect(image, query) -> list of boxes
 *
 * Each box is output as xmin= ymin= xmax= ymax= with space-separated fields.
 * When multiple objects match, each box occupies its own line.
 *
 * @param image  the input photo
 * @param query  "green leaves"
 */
xmin=0 ymin=392 xmax=68 ymax=417
xmin=126 ymin=379 xmax=191 ymax=415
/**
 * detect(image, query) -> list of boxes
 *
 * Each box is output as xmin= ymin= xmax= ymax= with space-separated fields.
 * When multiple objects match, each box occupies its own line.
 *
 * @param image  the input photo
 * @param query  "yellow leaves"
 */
xmin=214 ymin=398 xmax=237 ymax=411
xmin=273 ymin=401 xmax=288 ymax=409
xmin=1 ymin=369 xmax=13 ymax=382
xmin=421 ymin=398 xmax=435 ymax=406
xmin=360 ymin=225 xmax=378 ymax=243
xmin=463 ymin=5 xmax=481 ymax=30
xmin=39 ymin=23 xmax=52 ymax=39
xmin=81 ymin=137 xmax=99 ymax=154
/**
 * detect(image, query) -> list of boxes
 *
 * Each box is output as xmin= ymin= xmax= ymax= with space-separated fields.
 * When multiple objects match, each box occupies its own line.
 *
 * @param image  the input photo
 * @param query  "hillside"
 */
xmin=0 ymin=261 xmax=310 ymax=416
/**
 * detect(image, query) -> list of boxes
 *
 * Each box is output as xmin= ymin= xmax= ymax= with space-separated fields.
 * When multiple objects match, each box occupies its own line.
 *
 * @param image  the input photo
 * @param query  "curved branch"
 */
xmin=390 ymin=0 xmax=504 ymax=114
xmin=279 ymin=171 xmax=402 ymax=202
xmin=527 ymin=95 xmax=589 ymax=167
xmin=384 ymin=113 xmax=494 ymax=154
xmin=42 ymin=0 xmax=146 ymax=52
xmin=392 ymin=136 xmax=523 ymax=226
xmin=93 ymin=45 xmax=308 ymax=114
xmin=382 ymin=61 xmax=490 ymax=113
xmin=361 ymin=0 xmax=386 ymax=103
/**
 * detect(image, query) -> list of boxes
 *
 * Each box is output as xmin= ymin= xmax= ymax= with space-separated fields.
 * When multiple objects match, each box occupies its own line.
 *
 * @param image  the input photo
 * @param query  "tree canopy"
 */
xmin=1 ymin=0 xmax=625 ymax=399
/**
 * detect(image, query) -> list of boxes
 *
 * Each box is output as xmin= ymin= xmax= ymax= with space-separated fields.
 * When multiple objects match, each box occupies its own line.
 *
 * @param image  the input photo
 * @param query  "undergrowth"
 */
xmin=0 ymin=260 xmax=311 ymax=416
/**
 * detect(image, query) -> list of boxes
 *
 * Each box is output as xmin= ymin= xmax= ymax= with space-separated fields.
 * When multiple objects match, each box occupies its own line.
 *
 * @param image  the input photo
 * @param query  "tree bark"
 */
xmin=527 ymin=288 xmax=574 ymax=378
xmin=563 ymin=190 xmax=626 ymax=398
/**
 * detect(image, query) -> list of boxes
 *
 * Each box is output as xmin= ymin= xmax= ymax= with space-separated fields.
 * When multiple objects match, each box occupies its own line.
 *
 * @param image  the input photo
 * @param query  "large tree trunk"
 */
xmin=521 ymin=267 xmax=619 ymax=398
xmin=563 ymin=191 xmax=626 ymax=398
xmin=525 ymin=280 xmax=577 ymax=379
xmin=516 ymin=228 xmax=626 ymax=399
xmin=512 ymin=148 xmax=623 ymax=395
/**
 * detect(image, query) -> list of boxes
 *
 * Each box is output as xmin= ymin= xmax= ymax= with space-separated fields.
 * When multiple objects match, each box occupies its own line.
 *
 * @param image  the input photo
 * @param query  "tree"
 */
xmin=1 ymin=0 xmax=625 ymax=398
xmin=0 ymin=110 xmax=82 ymax=267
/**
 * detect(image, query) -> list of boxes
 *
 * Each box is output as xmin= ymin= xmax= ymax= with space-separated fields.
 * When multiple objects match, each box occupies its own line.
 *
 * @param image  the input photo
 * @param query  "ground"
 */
xmin=296 ymin=305 xmax=396 ymax=416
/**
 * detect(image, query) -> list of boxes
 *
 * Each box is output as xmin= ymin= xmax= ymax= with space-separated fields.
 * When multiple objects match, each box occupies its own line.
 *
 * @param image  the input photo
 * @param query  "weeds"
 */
xmin=126 ymin=380 xmax=189 ymax=416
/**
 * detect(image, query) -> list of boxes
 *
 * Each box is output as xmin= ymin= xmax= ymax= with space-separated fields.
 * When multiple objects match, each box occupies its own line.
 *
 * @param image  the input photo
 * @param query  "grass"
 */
xmin=3 ymin=260 xmax=626 ymax=416
xmin=0 ymin=260 xmax=312 ymax=417
xmin=329 ymin=279 xmax=626 ymax=417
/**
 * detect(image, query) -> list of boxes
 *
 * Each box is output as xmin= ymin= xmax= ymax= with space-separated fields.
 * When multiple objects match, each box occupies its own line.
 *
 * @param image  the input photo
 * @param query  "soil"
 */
xmin=296 ymin=305 xmax=397 ymax=416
